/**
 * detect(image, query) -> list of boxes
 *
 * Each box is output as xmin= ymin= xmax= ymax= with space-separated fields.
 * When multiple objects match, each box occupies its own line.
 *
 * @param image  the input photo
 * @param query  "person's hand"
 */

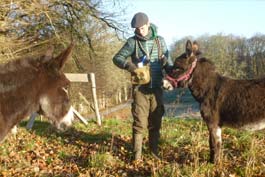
xmin=164 ymin=65 xmax=174 ymax=75
xmin=125 ymin=61 xmax=137 ymax=73
xmin=160 ymin=55 xmax=167 ymax=67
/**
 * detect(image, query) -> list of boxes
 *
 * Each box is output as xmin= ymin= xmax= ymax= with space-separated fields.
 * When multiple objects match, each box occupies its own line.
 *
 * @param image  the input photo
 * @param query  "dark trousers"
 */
xmin=131 ymin=86 xmax=165 ymax=159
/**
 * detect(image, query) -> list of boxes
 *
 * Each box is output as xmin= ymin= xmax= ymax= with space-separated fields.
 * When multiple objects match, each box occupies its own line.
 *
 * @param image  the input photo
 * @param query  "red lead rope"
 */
xmin=166 ymin=58 xmax=197 ymax=88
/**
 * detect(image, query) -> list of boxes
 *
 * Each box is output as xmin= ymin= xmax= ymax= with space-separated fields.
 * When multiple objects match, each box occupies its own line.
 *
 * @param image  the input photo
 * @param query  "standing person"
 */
xmin=112 ymin=12 xmax=173 ymax=161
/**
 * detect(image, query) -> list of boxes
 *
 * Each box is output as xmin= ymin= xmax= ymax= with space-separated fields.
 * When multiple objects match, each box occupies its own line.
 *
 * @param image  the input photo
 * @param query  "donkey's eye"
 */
xmin=174 ymin=67 xmax=183 ymax=72
xmin=63 ymin=83 xmax=70 ymax=90
xmin=61 ymin=86 xmax=69 ymax=94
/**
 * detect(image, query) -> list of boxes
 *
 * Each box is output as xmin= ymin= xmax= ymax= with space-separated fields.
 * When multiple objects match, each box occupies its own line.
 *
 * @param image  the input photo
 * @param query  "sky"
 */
xmin=124 ymin=0 xmax=265 ymax=46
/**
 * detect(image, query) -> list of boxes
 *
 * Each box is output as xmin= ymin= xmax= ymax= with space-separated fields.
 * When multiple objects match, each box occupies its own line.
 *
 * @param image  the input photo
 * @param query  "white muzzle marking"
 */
xmin=163 ymin=79 xmax=174 ymax=90
xmin=60 ymin=106 xmax=74 ymax=128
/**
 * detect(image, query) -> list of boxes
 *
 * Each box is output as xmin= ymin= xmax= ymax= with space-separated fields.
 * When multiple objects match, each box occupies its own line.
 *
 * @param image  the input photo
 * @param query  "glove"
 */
xmin=125 ymin=61 xmax=137 ymax=73
xmin=160 ymin=55 xmax=174 ymax=74
xmin=160 ymin=55 xmax=168 ymax=67
xmin=164 ymin=65 xmax=174 ymax=75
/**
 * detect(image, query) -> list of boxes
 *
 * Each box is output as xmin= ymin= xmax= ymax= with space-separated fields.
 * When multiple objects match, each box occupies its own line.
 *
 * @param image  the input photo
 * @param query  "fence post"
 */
xmin=90 ymin=73 xmax=102 ymax=126
xmin=26 ymin=112 xmax=39 ymax=130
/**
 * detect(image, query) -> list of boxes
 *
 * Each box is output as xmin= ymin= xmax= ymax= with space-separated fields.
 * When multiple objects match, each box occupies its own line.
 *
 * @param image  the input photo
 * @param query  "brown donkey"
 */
xmin=163 ymin=40 xmax=265 ymax=163
xmin=0 ymin=44 xmax=75 ymax=142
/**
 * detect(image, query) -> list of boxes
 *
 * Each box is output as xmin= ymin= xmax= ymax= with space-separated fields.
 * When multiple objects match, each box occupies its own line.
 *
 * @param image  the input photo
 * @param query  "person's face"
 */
xmin=135 ymin=23 xmax=150 ymax=37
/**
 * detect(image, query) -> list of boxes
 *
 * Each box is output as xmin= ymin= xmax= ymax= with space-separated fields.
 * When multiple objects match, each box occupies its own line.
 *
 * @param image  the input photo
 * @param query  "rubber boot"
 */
xmin=149 ymin=131 xmax=161 ymax=160
xmin=133 ymin=134 xmax=143 ymax=160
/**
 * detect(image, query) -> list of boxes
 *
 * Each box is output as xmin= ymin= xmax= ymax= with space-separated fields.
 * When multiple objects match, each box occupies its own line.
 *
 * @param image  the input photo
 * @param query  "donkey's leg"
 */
xmin=208 ymin=125 xmax=222 ymax=163
xmin=0 ymin=121 xmax=9 ymax=142
xmin=11 ymin=125 xmax=17 ymax=135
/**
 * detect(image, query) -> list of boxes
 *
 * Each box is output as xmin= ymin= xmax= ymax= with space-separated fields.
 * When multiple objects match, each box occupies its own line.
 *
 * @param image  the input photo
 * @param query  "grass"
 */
xmin=0 ymin=117 xmax=265 ymax=177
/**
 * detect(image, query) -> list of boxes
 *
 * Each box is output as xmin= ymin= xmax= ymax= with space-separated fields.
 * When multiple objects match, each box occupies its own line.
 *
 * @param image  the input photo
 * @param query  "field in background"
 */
xmin=94 ymin=88 xmax=200 ymax=120
xmin=0 ymin=117 xmax=264 ymax=177
xmin=164 ymin=88 xmax=200 ymax=117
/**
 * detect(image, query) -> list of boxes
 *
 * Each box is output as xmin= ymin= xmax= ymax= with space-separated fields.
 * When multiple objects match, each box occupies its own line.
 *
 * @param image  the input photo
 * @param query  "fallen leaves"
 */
xmin=0 ymin=119 xmax=265 ymax=176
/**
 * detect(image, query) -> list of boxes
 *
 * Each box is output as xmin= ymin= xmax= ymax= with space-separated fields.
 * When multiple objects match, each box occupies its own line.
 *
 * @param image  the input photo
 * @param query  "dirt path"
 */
xmin=86 ymin=100 xmax=132 ymax=119
xmin=86 ymin=100 xmax=201 ymax=119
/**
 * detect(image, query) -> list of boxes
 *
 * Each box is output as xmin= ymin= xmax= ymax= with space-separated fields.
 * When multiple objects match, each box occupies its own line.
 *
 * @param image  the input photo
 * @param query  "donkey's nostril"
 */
xmin=59 ymin=123 xmax=68 ymax=131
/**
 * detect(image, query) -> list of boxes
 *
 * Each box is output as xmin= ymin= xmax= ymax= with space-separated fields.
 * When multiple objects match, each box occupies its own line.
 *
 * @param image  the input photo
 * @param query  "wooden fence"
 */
xmin=26 ymin=73 xmax=102 ymax=130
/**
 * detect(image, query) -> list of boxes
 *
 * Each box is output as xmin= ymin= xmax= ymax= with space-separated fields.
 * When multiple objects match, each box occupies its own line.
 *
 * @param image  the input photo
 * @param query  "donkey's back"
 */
xmin=216 ymin=77 xmax=265 ymax=130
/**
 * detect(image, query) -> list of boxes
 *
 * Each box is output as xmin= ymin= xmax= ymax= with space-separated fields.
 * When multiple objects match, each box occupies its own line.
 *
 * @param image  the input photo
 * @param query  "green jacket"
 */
xmin=113 ymin=24 xmax=173 ymax=88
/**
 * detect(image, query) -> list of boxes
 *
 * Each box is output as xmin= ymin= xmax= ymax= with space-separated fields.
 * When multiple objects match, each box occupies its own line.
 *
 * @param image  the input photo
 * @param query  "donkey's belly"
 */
xmin=225 ymin=118 xmax=265 ymax=131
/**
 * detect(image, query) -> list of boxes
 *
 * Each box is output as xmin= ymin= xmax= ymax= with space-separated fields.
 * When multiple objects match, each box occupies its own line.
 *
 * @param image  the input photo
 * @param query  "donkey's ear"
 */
xmin=43 ymin=46 xmax=54 ymax=62
xmin=192 ymin=41 xmax=202 ymax=56
xmin=185 ymin=40 xmax=192 ymax=57
xmin=50 ymin=43 xmax=74 ymax=70
xmin=192 ymin=41 xmax=199 ymax=53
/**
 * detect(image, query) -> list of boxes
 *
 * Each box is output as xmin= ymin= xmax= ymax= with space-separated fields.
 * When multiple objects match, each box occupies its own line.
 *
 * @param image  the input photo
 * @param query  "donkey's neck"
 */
xmin=0 ymin=66 xmax=41 ymax=129
xmin=188 ymin=62 xmax=219 ymax=102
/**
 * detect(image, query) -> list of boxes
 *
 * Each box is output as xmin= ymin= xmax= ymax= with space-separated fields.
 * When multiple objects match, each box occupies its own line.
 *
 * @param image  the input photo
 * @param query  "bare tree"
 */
xmin=0 ymin=0 xmax=132 ymax=113
xmin=0 ymin=0 xmax=128 ymax=60
xmin=246 ymin=34 xmax=265 ymax=78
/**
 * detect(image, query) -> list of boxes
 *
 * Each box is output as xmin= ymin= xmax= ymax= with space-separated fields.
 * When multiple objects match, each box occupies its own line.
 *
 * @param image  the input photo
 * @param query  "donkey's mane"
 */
xmin=198 ymin=57 xmax=216 ymax=72
xmin=0 ymin=55 xmax=41 ymax=73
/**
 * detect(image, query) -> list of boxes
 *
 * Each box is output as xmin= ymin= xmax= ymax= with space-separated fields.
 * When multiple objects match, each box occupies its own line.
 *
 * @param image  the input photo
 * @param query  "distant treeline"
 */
xmin=170 ymin=34 xmax=265 ymax=79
